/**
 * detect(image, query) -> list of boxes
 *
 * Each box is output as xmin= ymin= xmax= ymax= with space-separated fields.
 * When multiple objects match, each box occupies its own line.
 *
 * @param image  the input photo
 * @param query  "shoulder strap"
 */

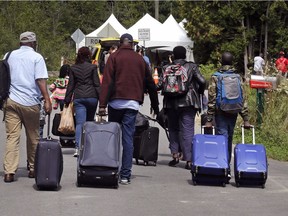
xmin=213 ymin=71 xmax=222 ymax=76
xmin=5 ymin=51 xmax=12 ymax=61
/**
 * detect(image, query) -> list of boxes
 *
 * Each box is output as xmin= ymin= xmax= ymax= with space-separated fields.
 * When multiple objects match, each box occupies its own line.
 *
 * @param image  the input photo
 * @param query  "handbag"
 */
xmin=52 ymin=113 xmax=75 ymax=137
xmin=58 ymin=102 xmax=75 ymax=135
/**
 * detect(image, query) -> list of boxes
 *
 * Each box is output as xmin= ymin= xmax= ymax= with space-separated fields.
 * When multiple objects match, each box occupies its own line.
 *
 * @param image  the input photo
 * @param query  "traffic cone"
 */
xmin=153 ymin=68 xmax=159 ymax=85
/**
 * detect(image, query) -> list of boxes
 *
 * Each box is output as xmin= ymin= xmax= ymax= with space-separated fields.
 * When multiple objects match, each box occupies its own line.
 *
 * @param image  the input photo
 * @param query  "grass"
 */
xmin=233 ymin=79 xmax=288 ymax=161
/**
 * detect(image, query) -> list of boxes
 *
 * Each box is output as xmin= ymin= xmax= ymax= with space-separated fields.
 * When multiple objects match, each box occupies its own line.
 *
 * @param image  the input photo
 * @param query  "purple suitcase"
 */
xmin=191 ymin=126 xmax=229 ymax=186
xmin=234 ymin=126 xmax=268 ymax=188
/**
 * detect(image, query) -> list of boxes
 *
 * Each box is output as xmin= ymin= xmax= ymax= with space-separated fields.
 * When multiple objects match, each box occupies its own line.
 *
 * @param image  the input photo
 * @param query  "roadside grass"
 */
xmin=233 ymin=79 xmax=288 ymax=161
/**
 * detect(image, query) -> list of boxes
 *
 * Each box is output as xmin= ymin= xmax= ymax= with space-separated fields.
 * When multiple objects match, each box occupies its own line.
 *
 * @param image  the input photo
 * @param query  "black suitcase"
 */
xmin=77 ymin=120 xmax=122 ymax=188
xmin=133 ymin=126 xmax=159 ymax=166
xmin=35 ymin=114 xmax=63 ymax=190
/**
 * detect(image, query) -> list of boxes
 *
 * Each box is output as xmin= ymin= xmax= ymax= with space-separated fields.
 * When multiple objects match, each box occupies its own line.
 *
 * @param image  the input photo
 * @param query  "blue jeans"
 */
xmin=74 ymin=98 xmax=98 ymax=148
xmin=215 ymin=113 xmax=238 ymax=164
xmin=108 ymin=106 xmax=138 ymax=180
xmin=166 ymin=107 xmax=197 ymax=161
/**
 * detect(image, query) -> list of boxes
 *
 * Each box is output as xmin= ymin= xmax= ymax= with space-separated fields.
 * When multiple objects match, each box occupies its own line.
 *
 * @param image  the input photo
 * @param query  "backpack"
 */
xmin=214 ymin=71 xmax=243 ymax=114
xmin=162 ymin=63 xmax=188 ymax=97
xmin=0 ymin=52 xmax=12 ymax=110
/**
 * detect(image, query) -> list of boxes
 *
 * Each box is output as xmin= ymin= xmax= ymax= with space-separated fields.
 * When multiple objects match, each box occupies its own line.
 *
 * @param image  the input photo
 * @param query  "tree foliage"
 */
xmin=0 ymin=1 xmax=287 ymax=72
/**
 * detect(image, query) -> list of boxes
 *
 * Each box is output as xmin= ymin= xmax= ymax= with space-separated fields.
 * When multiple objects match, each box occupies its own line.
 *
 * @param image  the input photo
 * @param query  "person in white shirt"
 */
xmin=253 ymin=53 xmax=265 ymax=76
xmin=3 ymin=31 xmax=52 ymax=183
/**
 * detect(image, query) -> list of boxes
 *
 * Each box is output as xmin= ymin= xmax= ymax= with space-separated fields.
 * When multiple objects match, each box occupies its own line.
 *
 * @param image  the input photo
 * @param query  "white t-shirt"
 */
xmin=254 ymin=56 xmax=265 ymax=73
xmin=6 ymin=46 xmax=48 ymax=106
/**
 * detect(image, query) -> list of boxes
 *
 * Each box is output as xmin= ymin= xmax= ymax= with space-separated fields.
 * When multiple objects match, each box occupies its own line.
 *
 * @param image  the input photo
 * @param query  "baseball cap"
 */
xmin=279 ymin=51 xmax=285 ymax=55
xmin=120 ymin=33 xmax=133 ymax=43
xmin=20 ymin=31 xmax=37 ymax=43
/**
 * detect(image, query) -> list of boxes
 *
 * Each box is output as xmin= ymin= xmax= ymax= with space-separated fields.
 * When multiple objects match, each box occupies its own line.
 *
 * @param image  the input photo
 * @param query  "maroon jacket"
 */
xmin=99 ymin=45 xmax=159 ymax=113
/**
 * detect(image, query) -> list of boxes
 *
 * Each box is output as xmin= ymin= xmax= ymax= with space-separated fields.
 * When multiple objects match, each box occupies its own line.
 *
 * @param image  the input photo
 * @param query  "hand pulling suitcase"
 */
xmin=35 ymin=114 xmax=63 ymax=190
xmin=191 ymin=126 xmax=229 ymax=187
xmin=77 ymin=120 xmax=122 ymax=188
xmin=133 ymin=126 xmax=159 ymax=166
xmin=234 ymin=125 xmax=268 ymax=188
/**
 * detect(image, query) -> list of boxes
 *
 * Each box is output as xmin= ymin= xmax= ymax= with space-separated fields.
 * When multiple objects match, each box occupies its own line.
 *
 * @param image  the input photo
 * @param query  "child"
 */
xmin=49 ymin=64 xmax=70 ymax=111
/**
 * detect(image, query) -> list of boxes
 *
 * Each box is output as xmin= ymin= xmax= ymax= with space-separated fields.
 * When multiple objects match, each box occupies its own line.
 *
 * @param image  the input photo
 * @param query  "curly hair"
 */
xmin=75 ymin=46 xmax=91 ymax=64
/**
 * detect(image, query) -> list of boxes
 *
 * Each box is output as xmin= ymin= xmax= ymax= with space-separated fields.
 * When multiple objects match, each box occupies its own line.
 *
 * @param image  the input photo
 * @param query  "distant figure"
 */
xmin=49 ymin=64 xmax=70 ymax=111
xmin=253 ymin=53 xmax=265 ymax=76
xmin=104 ymin=44 xmax=118 ymax=64
xmin=136 ymin=45 xmax=152 ymax=71
xmin=275 ymin=51 xmax=288 ymax=77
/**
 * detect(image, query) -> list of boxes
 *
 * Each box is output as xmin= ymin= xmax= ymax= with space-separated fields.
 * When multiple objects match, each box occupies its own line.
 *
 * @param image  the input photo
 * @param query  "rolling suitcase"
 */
xmin=234 ymin=125 xmax=268 ymax=188
xmin=133 ymin=126 xmax=159 ymax=166
xmin=191 ymin=126 xmax=229 ymax=186
xmin=77 ymin=120 xmax=122 ymax=188
xmin=35 ymin=114 xmax=63 ymax=190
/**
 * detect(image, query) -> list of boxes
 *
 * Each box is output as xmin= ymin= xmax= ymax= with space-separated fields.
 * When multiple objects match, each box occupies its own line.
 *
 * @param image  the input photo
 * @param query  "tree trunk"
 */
xmin=264 ymin=2 xmax=270 ymax=63
xmin=242 ymin=18 xmax=248 ymax=77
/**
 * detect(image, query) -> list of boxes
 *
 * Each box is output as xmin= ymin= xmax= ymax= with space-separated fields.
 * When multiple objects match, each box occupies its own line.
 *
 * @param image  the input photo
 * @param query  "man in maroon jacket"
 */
xmin=99 ymin=33 xmax=159 ymax=185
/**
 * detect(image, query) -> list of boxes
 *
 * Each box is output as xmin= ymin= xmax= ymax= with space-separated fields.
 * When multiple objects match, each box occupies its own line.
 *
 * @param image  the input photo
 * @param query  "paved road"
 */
xmin=0 ymin=95 xmax=288 ymax=216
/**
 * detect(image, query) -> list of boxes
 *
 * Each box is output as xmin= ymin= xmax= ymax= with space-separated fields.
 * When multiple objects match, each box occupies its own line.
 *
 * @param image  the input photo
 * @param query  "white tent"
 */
xmin=84 ymin=13 xmax=127 ymax=47
xmin=161 ymin=15 xmax=194 ymax=61
xmin=127 ymin=13 xmax=164 ymax=48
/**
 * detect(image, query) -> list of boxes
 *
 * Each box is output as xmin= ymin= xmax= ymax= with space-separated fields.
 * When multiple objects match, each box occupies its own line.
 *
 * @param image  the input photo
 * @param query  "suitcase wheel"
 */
xmin=152 ymin=161 xmax=157 ymax=166
xmin=144 ymin=161 xmax=148 ymax=166
xmin=193 ymin=180 xmax=197 ymax=186
xmin=236 ymin=182 xmax=240 ymax=188
xmin=262 ymin=184 xmax=265 ymax=189
xmin=222 ymin=182 xmax=226 ymax=187
xmin=135 ymin=159 xmax=139 ymax=165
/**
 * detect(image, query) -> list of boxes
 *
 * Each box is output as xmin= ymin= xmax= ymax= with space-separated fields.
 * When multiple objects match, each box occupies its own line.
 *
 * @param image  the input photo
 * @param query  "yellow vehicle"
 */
xmin=91 ymin=37 xmax=138 ymax=76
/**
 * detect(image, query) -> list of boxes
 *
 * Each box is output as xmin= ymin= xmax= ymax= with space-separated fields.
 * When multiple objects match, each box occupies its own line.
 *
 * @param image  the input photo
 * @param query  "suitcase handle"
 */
xmin=201 ymin=125 xmax=215 ymax=135
xmin=241 ymin=125 xmax=255 ymax=144
xmin=46 ymin=113 xmax=52 ymax=140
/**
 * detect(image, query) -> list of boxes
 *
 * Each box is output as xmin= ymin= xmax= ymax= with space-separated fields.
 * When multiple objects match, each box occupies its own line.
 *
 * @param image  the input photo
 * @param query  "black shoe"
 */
xmin=168 ymin=158 xmax=179 ymax=167
xmin=4 ymin=174 xmax=15 ymax=183
xmin=185 ymin=162 xmax=191 ymax=170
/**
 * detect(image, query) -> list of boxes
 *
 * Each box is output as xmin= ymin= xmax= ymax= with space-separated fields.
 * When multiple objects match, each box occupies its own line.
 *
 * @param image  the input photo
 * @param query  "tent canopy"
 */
xmin=86 ymin=13 xmax=127 ymax=38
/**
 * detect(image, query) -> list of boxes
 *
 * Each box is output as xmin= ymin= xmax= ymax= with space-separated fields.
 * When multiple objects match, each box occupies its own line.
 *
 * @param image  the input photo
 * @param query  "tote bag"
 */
xmin=58 ymin=103 xmax=75 ymax=135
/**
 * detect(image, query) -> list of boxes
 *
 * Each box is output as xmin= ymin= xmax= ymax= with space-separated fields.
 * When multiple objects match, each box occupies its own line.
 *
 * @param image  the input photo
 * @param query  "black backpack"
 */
xmin=0 ymin=52 xmax=12 ymax=110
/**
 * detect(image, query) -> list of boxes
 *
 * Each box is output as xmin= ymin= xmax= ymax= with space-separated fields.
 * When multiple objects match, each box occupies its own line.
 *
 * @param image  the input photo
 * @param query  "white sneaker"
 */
xmin=73 ymin=149 xmax=79 ymax=157
xmin=119 ymin=178 xmax=131 ymax=185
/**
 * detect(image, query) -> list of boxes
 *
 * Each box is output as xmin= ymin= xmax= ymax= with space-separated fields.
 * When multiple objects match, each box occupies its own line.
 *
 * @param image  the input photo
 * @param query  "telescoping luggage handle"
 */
xmin=241 ymin=125 xmax=255 ymax=144
xmin=47 ymin=113 xmax=52 ymax=140
xmin=201 ymin=125 xmax=215 ymax=135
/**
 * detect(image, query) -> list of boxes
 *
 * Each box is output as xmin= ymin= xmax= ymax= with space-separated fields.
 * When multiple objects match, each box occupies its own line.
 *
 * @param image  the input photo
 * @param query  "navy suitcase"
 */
xmin=133 ymin=126 xmax=159 ymax=166
xmin=77 ymin=120 xmax=122 ymax=188
xmin=191 ymin=126 xmax=229 ymax=186
xmin=35 ymin=115 xmax=63 ymax=190
xmin=234 ymin=126 xmax=268 ymax=188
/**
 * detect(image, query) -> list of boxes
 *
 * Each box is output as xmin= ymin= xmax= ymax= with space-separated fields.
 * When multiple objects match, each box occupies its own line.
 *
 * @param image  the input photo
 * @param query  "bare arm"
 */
xmin=36 ymin=78 xmax=52 ymax=114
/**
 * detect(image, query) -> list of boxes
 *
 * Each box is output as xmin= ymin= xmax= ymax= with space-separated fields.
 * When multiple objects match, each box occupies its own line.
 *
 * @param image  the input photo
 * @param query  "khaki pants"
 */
xmin=3 ymin=98 xmax=40 ymax=174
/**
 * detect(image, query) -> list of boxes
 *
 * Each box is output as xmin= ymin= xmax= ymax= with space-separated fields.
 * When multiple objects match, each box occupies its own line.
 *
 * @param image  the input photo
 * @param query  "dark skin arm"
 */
xmin=36 ymin=78 xmax=52 ymax=114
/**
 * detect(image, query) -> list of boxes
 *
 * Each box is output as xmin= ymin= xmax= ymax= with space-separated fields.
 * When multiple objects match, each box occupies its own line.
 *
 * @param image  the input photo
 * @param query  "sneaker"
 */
xmin=73 ymin=148 xmax=79 ymax=157
xmin=119 ymin=178 xmax=131 ymax=185
xmin=168 ymin=158 xmax=179 ymax=167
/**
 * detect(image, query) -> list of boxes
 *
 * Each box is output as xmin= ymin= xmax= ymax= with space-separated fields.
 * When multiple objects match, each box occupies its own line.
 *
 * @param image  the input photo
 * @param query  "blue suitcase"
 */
xmin=191 ymin=127 xmax=229 ymax=187
xmin=234 ymin=126 xmax=268 ymax=188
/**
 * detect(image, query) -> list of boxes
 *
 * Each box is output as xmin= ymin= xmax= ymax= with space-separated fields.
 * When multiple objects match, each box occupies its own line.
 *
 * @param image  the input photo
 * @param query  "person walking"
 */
xmin=3 ymin=31 xmax=52 ymax=183
xmin=98 ymin=33 xmax=159 ymax=185
xmin=275 ymin=51 xmax=288 ymax=78
xmin=253 ymin=53 xmax=265 ymax=76
xmin=49 ymin=64 xmax=70 ymax=111
xmin=205 ymin=51 xmax=251 ymax=180
xmin=157 ymin=46 xmax=206 ymax=170
xmin=64 ymin=46 xmax=100 ymax=157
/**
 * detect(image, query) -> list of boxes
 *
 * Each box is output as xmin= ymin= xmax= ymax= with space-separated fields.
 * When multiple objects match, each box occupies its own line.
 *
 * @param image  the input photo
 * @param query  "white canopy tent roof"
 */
xmin=83 ymin=13 xmax=127 ymax=47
